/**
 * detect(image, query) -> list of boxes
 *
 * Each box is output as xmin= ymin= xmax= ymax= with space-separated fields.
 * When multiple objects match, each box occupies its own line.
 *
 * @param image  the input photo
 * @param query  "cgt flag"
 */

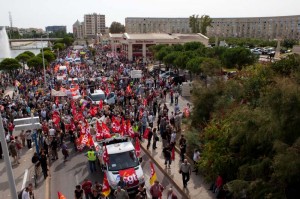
xmin=102 ymin=172 xmax=111 ymax=197
xmin=149 ymin=162 xmax=157 ymax=185
xmin=57 ymin=191 xmax=67 ymax=199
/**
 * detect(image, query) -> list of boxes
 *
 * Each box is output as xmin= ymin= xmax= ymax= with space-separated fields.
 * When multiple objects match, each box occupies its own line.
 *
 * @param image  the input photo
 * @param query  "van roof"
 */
xmin=106 ymin=142 xmax=134 ymax=154
xmin=91 ymin=89 xmax=105 ymax=95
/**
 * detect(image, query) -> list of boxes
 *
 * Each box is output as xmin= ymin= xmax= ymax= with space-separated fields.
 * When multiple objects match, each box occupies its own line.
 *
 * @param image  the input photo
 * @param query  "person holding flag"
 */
xmin=150 ymin=180 xmax=164 ymax=199
xmin=102 ymin=173 xmax=111 ymax=198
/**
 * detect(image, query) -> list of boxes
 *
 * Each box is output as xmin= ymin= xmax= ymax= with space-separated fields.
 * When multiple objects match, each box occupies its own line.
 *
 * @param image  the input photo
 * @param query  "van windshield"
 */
xmin=108 ymin=150 xmax=139 ymax=171
xmin=90 ymin=94 xmax=105 ymax=101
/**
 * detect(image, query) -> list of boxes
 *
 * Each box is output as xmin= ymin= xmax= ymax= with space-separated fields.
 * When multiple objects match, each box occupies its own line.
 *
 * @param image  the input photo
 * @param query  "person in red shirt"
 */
xmin=8 ymin=122 xmax=14 ymax=136
xmin=82 ymin=178 xmax=93 ymax=199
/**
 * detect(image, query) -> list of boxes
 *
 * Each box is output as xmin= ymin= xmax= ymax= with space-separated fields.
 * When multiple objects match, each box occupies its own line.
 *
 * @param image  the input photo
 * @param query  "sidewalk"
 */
xmin=141 ymin=95 xmax=214 ymax=199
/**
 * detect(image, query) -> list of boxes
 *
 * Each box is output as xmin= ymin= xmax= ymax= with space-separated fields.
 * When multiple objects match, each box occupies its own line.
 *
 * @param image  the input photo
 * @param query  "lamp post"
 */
xmin=41 ymin=34 xmax=48 ymax=89
xmin=0 ymin=116 xmax=18 ymax=199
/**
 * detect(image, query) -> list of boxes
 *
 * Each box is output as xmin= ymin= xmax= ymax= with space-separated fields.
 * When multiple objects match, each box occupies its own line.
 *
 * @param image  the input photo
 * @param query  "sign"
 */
xmin=135 ymin=40 xmax=154 ymax=43
xmin=130 ymin=70 xmax=142 ymax=78
xmin=119 ymin=168 xmax=139 ymax=187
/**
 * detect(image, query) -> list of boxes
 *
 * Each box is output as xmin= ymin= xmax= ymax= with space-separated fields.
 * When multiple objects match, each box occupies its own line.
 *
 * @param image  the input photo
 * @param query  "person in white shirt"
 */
xmin=193 ymin=149 xmax=201 ymax=175
xmin=148 ymin=113 xmax=154 ymax=128
xmin=22 ymin=183 xmax=33 ymax=199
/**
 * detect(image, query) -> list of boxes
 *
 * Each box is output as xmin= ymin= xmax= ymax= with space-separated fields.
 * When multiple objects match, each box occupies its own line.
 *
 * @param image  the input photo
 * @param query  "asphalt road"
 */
xmin=49 ymin=140 xmax=182 ymax=199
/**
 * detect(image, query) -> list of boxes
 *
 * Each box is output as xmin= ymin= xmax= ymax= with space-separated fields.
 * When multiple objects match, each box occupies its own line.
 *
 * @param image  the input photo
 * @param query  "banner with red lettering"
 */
xmin=119 ymin=168 xmax=139 ymax=187
xmin=89 ymin=106 xmax=98 ymax=117
xmin=126 ymin=120 xmax=135 ymax=138
xmin=102 ymin=123 xmax=112 ymax=138
xmin=111 ymin=117 xmax=121 ymax=133
xmin=96 ymin=121 xmax=103 ymax=140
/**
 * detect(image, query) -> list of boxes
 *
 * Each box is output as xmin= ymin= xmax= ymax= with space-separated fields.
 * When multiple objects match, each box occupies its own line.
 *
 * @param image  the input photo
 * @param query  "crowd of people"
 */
xmin=0 ymin=43 xmax=196 ymax=199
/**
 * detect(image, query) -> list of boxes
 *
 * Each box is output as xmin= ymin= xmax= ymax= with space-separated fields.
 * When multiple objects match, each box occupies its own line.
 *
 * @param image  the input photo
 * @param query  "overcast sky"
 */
xmin=0 ymin=0 xmax=299 ymax=32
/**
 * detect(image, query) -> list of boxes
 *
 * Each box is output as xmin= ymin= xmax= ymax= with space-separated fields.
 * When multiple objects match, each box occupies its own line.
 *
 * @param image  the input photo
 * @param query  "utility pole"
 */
xmin=8 ymin=11 xmax=12 ymax=39
xmin=0 ymin=116 xmax=18 ymax=199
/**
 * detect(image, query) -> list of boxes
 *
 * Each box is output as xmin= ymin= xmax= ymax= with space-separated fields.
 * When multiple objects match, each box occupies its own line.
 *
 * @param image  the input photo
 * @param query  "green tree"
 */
xmin=222 ymin=47 xmax=257 ymax=70
xmin=37 ymin=51 xmax=55 ymax=63
xmin=189 ymin=14 xmax=200 ymax=33
xmin=281 ymin=39 xmax=298 ymax=49
xmin=271 ymin=54 xmax=300 ymax=76
xmin=199 ymin=15 xmax=212 ymax=36
xmin=15 ymin=53 xmax=31 ymax=68
xmin=184 ymin=42 xmax=205 ymax=51
xmin=27 ymin=56 xmax=48 ymax=69
xmin=0 ymin=58 xmax=22 ymax=71
xmin=53 ymin=43 xmax=65 ymax=51
xmin=62 ymin=36 xmax=74 ymax=46
xmin=40 ymin=47 xmax=51 ymax=53
xmin=23 ymin=51 xmax=35 ymax=58
xmin=109 ymin=22 xmax=125 ymax=33
xmin=186 ymin=57 xmax=204 ymax=74
xmin=163 ymin=51 xmax=179 ymax=67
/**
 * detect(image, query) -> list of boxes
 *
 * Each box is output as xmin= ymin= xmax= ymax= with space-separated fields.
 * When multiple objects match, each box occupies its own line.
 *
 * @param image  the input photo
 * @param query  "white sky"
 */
xmin=0 ymin=0 xmax=299 ymax=32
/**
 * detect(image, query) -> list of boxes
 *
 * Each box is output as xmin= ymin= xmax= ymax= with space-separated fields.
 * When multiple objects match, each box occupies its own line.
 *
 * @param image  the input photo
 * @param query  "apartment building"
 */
xmin=126 ymin=15 xmax=300 ymax=39
xmin=45 ymin=26 xmax=67 ymax=33
xmin=73 ymin=13 xmax=105 ymax=39
xmin=84 ymin=13 xmax=106 ymax=38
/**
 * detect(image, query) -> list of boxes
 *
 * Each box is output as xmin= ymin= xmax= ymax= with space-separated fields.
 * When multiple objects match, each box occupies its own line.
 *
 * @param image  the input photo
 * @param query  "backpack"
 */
xmin=18 ymin=188 xmax=24 ymax=199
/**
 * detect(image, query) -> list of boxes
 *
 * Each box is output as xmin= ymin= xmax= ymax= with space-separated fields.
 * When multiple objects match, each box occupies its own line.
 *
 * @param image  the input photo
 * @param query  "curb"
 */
xmin=141 ymin=144 xmax=189 ymax=199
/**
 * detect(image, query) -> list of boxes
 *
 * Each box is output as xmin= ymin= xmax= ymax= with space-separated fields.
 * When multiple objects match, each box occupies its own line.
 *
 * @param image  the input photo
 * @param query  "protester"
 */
xmin=74 ymin=185 xmax=84 ymax=199
xmin=150 ymin=180 xmax=164 ymax=199
xmin=166 ymin=187 xmax=178 ymax=199
xmin=82 ymin=178 xmax=93 ymax=199
xmin=86 ymin=148 xmax=97 ymax=173
xmin=179 ymin=159 xmax=192 ymax=188
xmin=114 ymin=186 xmax=129 ymax=199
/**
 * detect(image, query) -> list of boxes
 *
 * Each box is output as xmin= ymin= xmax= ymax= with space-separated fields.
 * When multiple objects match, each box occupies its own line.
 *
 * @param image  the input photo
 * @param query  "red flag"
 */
xmin=58 ymin=191 xmax=67 ymax=199
xmin=102 ymin=123 xmax=112 ymax=138
xmin=143 ymin=98 xmax=147 ymax=106
xmin=111 ymin=117 xmax=121 ymax=133
xmin=89 ymin=106 xmax=98 ymax=117
xmin=102 ymin=172 xmax=111 ymax=197
xmin=126 ymin=85 xmax=132 ymax=94
xmin=96 ymin=121 xmax=103 ymax=140
xmin=120 ymin=117 xmax=126 ymax=136
xmin=99 ymin=100 xmax=103 ymax=109
xmin=105 ymin=86 xmax=110 ymax=96
xmin=143 ymin=128 xmax=150 ymax=139
xmin=135 ymin=138 xmax=141 ymax=157
xmin=102 ymin=144 xmax=109 ymax=164
xmin=126 ymin=120 xmax=135 ymax=138
xmin=171 ymin=147 xmax=175 ymax=160
xmin=87 ymin=134 xmax=94 ymax=148
xmin=52 ymin=111 xmax=60 ymax=125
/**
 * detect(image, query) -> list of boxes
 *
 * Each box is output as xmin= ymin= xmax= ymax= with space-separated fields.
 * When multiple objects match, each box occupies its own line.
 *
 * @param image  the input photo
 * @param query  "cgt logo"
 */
xmin=119 ymin=168 xmax=139 ymax=186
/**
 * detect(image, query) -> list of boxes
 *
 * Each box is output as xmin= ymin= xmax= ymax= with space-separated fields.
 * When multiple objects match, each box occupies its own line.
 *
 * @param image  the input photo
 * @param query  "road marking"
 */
xmin=75 ymin=174 xmax=79 ymax=185
xmin=21 ymin=169 xmax=28 ymax=189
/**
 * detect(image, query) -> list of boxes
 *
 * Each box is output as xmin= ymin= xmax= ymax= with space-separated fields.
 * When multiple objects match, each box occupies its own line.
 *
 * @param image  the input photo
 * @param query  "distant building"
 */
xmin=45 ymin=26 xmax=67 ymax=33
xmin=110 ymin=32 xmax=209 ymax=62
xmin=73 ymin=13 xmax=106 ymax=39
xmin=126 ymin=15 xmax=300 ymax=39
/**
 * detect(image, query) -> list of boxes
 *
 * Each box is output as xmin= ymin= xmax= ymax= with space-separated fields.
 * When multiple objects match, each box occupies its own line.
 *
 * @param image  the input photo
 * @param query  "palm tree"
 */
xmin=189 ymin=15 xmax=200 ymax=33
xmin=200 ymin=15 xmax=213 ymax=36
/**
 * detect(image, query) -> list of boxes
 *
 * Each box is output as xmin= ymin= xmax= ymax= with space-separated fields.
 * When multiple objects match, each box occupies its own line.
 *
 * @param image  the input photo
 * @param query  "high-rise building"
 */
xmin=73 ymin=13 xmax=106 ymax=39
xmin=45 ymin=26 xmax=67 ymax=33
xmin=84 ymin=13 xmax=106 ymax=38
xmin=126 ymin=15 xmax=300 ymax=39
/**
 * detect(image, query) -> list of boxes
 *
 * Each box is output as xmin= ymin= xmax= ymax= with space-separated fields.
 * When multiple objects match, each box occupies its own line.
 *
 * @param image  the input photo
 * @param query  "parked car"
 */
xmin=159 ymin=71 xmax=176 ymax=79
xmin=171 ymin=75 xmax=186 ymax=85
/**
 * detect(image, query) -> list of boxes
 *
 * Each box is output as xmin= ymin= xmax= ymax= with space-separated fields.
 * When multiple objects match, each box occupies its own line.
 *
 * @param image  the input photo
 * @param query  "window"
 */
xmin=108 ymin=151 xmax=139 ymax=171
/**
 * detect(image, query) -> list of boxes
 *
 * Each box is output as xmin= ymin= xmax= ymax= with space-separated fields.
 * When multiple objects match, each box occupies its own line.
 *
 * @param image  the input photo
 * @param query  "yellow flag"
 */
xmin=149 ymin=162 xmax=157 ymax=185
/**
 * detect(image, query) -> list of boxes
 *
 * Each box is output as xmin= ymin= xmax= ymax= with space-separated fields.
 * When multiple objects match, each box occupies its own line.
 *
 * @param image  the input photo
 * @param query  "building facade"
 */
xmin=45 ymin=26 xmax=67 ymax=33
xmin=73 ymin=13 xmax=105 ymax=39
xmin=126 ymin=15 xmax=300 ymax=39
xmin=110 ymin=33 xmax=209 ymax=62
xmin=84 ymin=13 xmax=106 ymax=39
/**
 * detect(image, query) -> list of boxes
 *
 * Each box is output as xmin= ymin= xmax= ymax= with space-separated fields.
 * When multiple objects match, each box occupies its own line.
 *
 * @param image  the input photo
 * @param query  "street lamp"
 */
xmin=41 ymin=34 xmax=48 ymax=89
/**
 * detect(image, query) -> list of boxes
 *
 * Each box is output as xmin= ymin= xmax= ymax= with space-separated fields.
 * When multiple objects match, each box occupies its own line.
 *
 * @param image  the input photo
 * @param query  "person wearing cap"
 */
xmin=167 ymin=187 xmax=178 ymax=199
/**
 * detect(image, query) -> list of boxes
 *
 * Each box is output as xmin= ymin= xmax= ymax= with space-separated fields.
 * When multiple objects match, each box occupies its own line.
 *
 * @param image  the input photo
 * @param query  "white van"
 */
xmin=94 ymin=136 xmax=145 ymax=193
xmin=86 ymin=89 xmax=106 ymax=104
xmin=58 ymin=66 xmax=67 ymax=74
xmin=68 ymin=78 xmax=79 ymax=85
xmin=104 ymin=92 xmax=116 ymax=105
xmin=74 ymin=58 xmax=81 ymax=64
